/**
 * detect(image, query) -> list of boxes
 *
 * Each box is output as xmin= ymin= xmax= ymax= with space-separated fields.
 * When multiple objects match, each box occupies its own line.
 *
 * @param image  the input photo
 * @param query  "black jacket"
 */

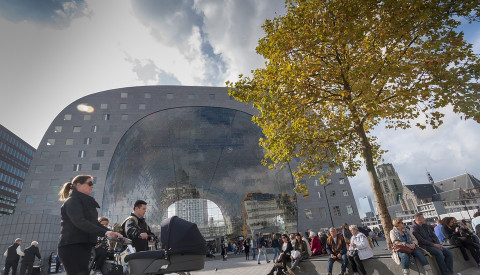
xmin=411 ymin=221 xmax=440 ymax=249
xmin=5 ymin=243 xmax=20 ymax=262
xmin=280 ymin=241 xmax=293 ymax=255
xmin=22 ymin=245 xmax=41 ymax=263
xmin=125 ymin=213 xmax=153 ymax=252
xmin=58 ymin=190 xmax=108 ymax=247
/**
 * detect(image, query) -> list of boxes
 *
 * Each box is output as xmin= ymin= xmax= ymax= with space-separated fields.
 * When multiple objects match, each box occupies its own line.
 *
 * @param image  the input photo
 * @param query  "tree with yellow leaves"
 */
xmin=228 ymin=0 xmax=480 ymax=248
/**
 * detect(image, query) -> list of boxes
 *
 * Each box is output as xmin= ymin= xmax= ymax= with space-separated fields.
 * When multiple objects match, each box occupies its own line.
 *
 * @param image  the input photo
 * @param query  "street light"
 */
xmin=323 ymin=181 xmax=335 ymax=228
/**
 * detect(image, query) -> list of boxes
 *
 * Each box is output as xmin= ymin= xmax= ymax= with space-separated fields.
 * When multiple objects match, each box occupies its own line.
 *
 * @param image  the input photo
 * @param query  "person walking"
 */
xmin=250 ymin=235 xmax=256 ymax=260
xmin=244 ymin=238 xmax=250 ymax=260
xmin=124 ymin=200 xmax=155 ymax=252
xmin=19 ymin=241 xmax=42 ymax=275
xmin=257 ymin=232 xmax=270 ymax=264
xmin=3 ymin=238 xmax=24 ymax=275
xmin=271 ymin=234 xmax=281 ymax=263
xmin=57 ymin=175 xmax=122 ymax=275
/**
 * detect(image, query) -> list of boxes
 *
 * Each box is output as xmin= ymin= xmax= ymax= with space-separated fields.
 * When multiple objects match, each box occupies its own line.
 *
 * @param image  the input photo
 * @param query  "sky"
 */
xmin=0 ymin=0 xmax=479 ymax=215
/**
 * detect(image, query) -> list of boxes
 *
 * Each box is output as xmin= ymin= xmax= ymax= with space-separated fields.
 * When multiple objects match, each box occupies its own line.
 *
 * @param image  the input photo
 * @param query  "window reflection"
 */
xmin=102 ymin=107 xmax=297 ymax=237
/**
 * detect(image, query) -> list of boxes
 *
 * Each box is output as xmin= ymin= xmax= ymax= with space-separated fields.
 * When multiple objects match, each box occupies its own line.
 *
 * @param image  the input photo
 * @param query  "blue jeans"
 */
xmin=425 ymin=246 xmax=453 ymax=275
xmin=250 ymin=247 xmax=256 ymax=259
xmin=327 ymin=254 xmax=347 ymax=273
xmin=398 ymin=247 xmax=429 ymax=270
xmin=272 ymin=247 xmax=280 ymax=262
xmin=257 ymin=247 xmax=269 ymax=263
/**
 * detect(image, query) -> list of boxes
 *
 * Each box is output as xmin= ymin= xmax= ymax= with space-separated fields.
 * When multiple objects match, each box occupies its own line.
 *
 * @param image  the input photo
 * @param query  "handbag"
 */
xmin=291 ymin=250 xmax=300 ymax=259
xmin=393 ymin=243 xmax=414 ymax=253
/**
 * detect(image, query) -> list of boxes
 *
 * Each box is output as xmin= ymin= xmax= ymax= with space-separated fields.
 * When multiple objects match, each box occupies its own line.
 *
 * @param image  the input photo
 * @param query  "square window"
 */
xmin=314 ymin=180 xmax=319 ymax=186
xmin=139 ymin=104 xmax=146 ymax=110
xmin=120 ymin=103 xmax=127 ymax=109
xmin=304 ymin=209 xmax=313 ymax=219
xmin=91 ymin=125 xmax=98 ymax=132
xmin=167 ymin=93 xmax=173 ymax=99
xmin=64 ymin=114 xmax=72 ymax=120
xmin=100 ymin=104 xmax=108 ymax=109
xmin=209 ymin=94 xmax=215 ymax=100
xmin=46 ymin=139 xmax=55 ymax=146
xmin=333 ymin=206 xmax=341 ymax=216
xmin=330 ymin=190 xmax=336 ymax=197
xmin=31 ymin=180 xmax=40 ymax=188
xmin=34 ymin=166 xmax=44 ymax=174
xmin=144 ymin=93 xmax=151 ymax=99
xmin=92 ymin=163 xmax=100 ymax=170
xmin=347 ymin=205 xmax=354 ymax=215
xmin=103 ymin=114 xmax=110 ymax=120
xmin=336 ymin=167 xmax=341 ymax=173
xmin=73 ymin=164 xmax=82 ymax=171
xmin=26 ymin=195 xmax=34 ymax=204
xmin=78 ymin=150 xmax=86 ymax=158
xmin=84 ymin=115 xmax=91 ymax=121
xmin=343 ymin=190 xmax=349 ymax=196
xmin=54 ymin=126 xmax=62 ymax=133
xmin=73 ymin=126 xmax=81 ymax=132
xmin=339 ymin=178 xmax=345 ymax=184
xmin=102 ymin=137 xmax=110 ymax=144
xmin=188 ymin=94 xmax=195 ymax=100
xmin=121 ymin=114 xmax=128 ymax=120
xmin=40 ymin=151 xmax=49 ymax=159
xmin=121 ymin=92 xmax=128 ymax=98
xmin=96 ymin=150 xmax=104 ymax=157
xmin=54 ymin=164 xmax=63 ymax=172
xmin=59 ymin=151 xmax=68 ymax=158
xmin=65 ymin=139 xmax=74 ymax=145
xmin=84 ymin=137 xmax=92 ymax=145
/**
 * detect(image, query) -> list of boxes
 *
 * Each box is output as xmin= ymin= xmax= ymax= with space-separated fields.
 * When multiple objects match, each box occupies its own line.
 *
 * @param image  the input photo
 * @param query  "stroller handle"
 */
xmin=106 ymin=236 xmax=132 ymax=245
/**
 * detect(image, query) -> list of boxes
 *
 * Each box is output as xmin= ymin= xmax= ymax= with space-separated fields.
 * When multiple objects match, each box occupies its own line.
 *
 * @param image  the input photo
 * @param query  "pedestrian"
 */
xmin=3 ymin=238 xmax=24 ymax=275
xmin=57 ymin=175 xmax=122 ymax=275
xmin=221 ymin=242 xmax=227 ymax=261
xmin=250 ymin=235 xmax=256 ymax=259
xmin=48 ymin=252 xmax=56 ymax=274
xmin=19 ymin=241 xmax=42 ymax=275
xmin=271 ymin=234 xmax=280 ymax=262
xmin=244 ymin=238 xmax=250 ymax=260
xmin=256 ymin=232 xmax=270 ymax=264
xmin=124 ymin=200 xmax=155 ymax=252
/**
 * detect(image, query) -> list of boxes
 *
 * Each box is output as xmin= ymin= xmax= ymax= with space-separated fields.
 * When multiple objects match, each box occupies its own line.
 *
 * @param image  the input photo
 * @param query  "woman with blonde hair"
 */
xmin=390 ymin=218 xmax=433 ymax=275
xmin=57 ymin=175 xmax=122 ymax=275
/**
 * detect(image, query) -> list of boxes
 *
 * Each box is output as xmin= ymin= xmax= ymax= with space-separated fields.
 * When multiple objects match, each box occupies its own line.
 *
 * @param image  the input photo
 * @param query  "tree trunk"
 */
xmin=356 ymin=124 xmax=394 ymax=250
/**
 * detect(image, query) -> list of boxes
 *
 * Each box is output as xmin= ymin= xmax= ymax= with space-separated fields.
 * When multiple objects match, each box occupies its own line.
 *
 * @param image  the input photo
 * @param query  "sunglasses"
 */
xmin=86 ymin=181 xmax=94 ymax=186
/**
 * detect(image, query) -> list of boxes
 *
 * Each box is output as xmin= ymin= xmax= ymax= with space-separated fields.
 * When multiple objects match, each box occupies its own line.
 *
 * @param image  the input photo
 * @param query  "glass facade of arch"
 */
xmin=102 ymin=107 xmax=297 ymax=237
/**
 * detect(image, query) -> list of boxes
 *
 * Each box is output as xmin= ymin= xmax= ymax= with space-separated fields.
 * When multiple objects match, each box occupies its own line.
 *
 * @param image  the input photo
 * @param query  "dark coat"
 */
xmin=280 ymin=241 xmax=293 ymax=255
xmin=5 ymin=243 xmax=20 ymax=262
xmin=21 ymin=245 xmax=41 ymax=263
xmin=58 ymin=190 xmax=108 ymax=247
xmin=411 ymin=221 xmax=440 ymax=249
xmin=125 ymin=213 xmax=153 ymax=252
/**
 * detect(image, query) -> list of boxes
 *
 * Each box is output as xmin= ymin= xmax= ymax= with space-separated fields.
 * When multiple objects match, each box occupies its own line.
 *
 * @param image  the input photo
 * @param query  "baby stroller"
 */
xmin=125 ymin=216 xmax=206 ymax=275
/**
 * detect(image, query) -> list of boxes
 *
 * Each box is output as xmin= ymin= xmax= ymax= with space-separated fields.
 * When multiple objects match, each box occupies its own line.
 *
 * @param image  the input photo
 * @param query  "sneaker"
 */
xmin=258 ymin=262 xmax=261 ymax=264
xmin=267 ymin=260 xmax=271 ymax=263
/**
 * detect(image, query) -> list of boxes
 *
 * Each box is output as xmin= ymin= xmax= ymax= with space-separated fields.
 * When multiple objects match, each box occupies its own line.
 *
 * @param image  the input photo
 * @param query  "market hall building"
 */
xmin=0 ymin=86 xmax=360 ymax=261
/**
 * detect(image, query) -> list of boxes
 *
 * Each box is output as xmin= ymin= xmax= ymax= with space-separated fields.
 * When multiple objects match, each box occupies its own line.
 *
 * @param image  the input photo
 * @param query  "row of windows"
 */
xmin=0 ymin=159 xmax=27 ymax=179
xmin=317 ymin=189 xmax=350 ymax=198
xmin=0 ymin=142 xmax=32 ymax=166
xmin=304 ymin=205 xmax=355 ymax=219
xmin=0 ymin=172 xmax=24 ymax=189
xmin=41 ymin=150 xmax=104 ymax=159
xmin=314 ymin=178 xmax=345 ymax=186
xmin=34 ymin=163 xmax=101 ymax=173
xmin=46 ymin=137 xmax=110 ymax=146
xmin=0 ymin=129 xmax=35 ymax=156
xmin=0 ymin=193 xmax=16 ymax=206
xmin=0 ymin=207 xmax=13 ymax=214
xmin=55 ymin=125 xmax=99 ymax=133
xmin=118 ymin=91 xmax=229 ymax=101
xmin=0 ymin=182 xmax=20 ymax=196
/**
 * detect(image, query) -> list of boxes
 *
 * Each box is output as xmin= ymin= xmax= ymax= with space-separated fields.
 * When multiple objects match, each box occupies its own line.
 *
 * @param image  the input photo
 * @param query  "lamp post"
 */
xmin=323 ymin=182 xmax=335 ymax=228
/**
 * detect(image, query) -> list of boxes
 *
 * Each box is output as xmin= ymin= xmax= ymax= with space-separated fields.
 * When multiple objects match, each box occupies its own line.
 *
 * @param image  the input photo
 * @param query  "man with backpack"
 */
xmin=123 ymin=200 xmax=154 ymax=252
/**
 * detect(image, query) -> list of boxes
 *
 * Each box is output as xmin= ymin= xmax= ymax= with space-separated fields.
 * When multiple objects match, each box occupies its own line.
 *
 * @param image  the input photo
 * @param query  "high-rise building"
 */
xmin=376 ymin=163 xmax=404 ymax=207
xmin=358 ymin=196 xmax=375 ymax=218
xmin=0 ymin=125 xmax=35 ymax=216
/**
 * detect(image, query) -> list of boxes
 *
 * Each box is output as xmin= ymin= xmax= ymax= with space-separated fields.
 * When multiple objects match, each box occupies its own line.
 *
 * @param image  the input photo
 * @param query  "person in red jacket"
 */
xmin=309 ymin=231 xmax=322 ymax=256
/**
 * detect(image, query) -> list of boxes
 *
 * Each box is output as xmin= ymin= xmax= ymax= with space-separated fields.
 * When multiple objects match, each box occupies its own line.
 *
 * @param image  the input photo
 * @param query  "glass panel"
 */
xmin=102 ymin=107 xmax=297 ymax=237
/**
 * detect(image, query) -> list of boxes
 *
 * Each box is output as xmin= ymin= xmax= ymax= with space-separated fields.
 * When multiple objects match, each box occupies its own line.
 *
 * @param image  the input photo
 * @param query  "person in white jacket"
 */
xmin=348 ymin=225 xmax=374 ymax=275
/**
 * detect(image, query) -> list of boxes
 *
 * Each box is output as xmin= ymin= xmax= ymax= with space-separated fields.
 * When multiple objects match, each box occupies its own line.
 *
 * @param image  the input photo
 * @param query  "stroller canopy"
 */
xmin=161 ymin=216 xmax=206 ymax=255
